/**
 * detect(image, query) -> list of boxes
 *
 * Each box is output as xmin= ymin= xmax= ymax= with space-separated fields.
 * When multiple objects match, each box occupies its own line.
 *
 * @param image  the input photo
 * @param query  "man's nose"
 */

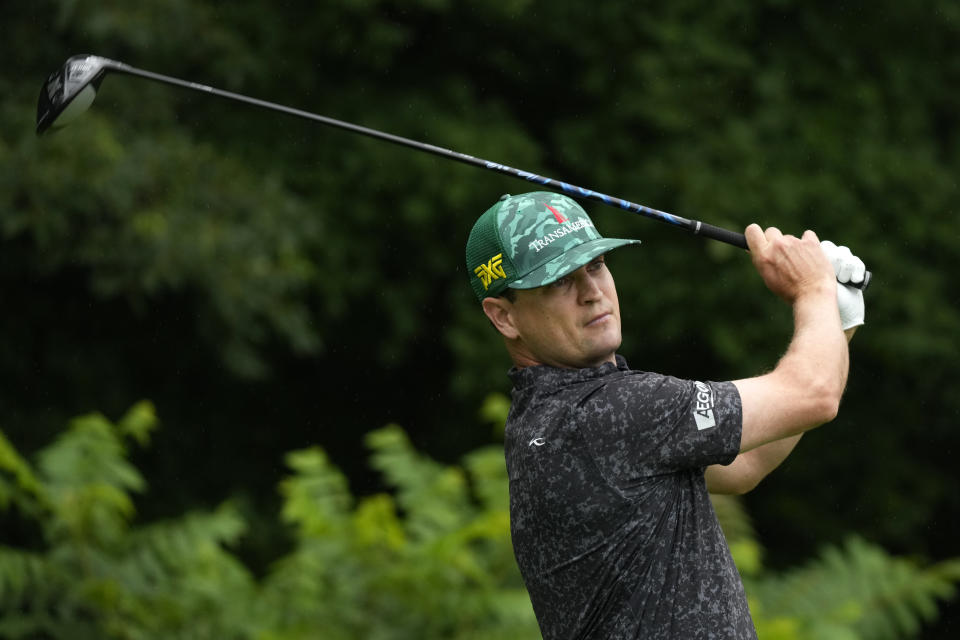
xmin=576 ymin=272 xmax=603 ymax=302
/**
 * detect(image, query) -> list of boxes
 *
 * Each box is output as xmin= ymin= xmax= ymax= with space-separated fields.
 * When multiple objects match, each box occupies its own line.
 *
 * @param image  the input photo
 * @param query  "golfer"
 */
xmin=465 ymin=192 xmax=865 ymax=639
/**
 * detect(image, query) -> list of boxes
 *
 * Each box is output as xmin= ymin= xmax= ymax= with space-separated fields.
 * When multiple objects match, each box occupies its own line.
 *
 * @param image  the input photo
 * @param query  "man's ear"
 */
xmin=481 ymin=296 xmax=520 ymax=339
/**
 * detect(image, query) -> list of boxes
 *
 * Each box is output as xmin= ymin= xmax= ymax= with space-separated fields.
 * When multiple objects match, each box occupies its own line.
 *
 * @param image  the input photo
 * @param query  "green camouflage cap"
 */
xmin=465 ymin=191 xmax=641 ymax=301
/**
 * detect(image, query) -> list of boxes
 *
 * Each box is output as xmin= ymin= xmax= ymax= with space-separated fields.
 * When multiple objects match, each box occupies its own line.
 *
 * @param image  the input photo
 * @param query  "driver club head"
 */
xmin=36 ymin=55 xmax=113 ymax=134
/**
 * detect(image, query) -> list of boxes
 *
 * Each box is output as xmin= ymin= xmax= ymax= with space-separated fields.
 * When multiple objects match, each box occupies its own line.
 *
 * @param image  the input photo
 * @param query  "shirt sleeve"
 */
xmin=577 ymin=372 xmax=742 ymax=485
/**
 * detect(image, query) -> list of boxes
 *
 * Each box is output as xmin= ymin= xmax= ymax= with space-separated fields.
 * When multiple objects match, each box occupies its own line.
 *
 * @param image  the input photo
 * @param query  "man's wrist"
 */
xmin=791 ymin=281 xmax=843 ymax=332
xmin=791 ymin=279 xmax=837 ymax=308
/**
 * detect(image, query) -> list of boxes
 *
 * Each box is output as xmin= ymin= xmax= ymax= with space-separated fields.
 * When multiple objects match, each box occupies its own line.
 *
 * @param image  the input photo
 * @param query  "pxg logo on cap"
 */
xmin=474 ymin=253 xmax=506 ymax=290
xmin=464 ymin=192 xmax=641 ymax=302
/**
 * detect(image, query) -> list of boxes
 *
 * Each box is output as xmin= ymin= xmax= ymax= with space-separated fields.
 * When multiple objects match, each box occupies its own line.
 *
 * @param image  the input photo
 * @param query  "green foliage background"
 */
xmin=1 ymin=403 xmax=958 ymax=638
xmin=2 ymin=0 xmax=959 ymax=637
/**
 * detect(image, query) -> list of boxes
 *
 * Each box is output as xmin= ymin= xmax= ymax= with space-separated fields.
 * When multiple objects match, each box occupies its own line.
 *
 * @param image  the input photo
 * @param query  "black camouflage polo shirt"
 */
xmin=505 ymin=355 xmax=756 ymax=639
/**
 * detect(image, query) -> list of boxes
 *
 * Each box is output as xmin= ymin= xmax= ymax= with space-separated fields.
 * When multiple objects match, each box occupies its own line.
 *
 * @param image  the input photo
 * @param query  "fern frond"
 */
xmin=261 ymin=425 xmax=538 ymax=640
xmin=0 ymin=431 xmax=42 ymax=499
xmin=88 ymin=503 xmax=255 ymax=639
xmin=116 ymin=400 xmax=158 ymax=447
xmin=278 ymin=446 xmax=352 ymax=537
xmin=711 ymin=493 xmax=756 ymax=544
xmin=0 ymin=546 xmax=95 ymax=640
xmin=463 ymin=445 xmax=510 ymax=512
xmin=125 ymin=502 xmax=247 ymax=567
xmin=479 ymin=393 xmax=511 ymax=439
xmin=0 ymin=547 xmax=59 ymax=610
xmin=365 ymin=424 xmax=472 ymax=540
xmin=35 ymin=411 xmax=146 ymax=545
xmin=38 ymin=413 xmax=144 ymax=491
xmin=0 ymin=406 xmax=266 ymax=639
xmin=351 ymin=494 xmax=406 ymax=550
xmin=756 ymin=536 xmax=960 ymax=640
xmin=710 ymin=494 xmax=764 ymax=577
xmin=0 ymin=430 xmax=45 ymax=518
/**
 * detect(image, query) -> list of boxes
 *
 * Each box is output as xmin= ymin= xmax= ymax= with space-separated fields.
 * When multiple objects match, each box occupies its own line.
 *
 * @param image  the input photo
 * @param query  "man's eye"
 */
xmin=588 ymin=259 xmax=605 ymax=271
xmin=552 ymin=276 xmax=570 ymax=288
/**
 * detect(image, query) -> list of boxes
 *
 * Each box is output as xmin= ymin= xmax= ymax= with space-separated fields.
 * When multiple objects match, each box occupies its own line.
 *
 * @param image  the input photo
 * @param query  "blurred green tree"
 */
xmin=1 ymin=0 xmax=959 ymax=633
xmin=0 ymin=402 xmax=255 ymax=638
xmin=1 ymin=401 xmax=959 ymax=638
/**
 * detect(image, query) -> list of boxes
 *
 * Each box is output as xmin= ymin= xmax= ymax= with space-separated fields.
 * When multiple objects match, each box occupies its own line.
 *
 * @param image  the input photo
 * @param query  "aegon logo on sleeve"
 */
xmin=693 ymin=381 xmax=717 ymax=430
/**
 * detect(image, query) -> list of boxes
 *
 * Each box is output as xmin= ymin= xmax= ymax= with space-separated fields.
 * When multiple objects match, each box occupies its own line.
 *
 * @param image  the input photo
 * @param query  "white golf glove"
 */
xmin=820 ymin=240 xmax=865 ymax=330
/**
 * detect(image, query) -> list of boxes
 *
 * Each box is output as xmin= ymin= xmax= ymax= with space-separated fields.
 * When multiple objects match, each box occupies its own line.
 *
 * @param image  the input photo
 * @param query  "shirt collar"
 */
xmin=508 ymin=354 xmax=628 ymax=389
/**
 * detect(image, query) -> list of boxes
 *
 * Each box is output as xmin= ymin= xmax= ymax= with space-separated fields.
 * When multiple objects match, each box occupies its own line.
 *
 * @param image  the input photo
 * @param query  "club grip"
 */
xmin=694 ymin=222 xmax=872 ymax=290
xmin=694 ymin=222 xmax=748 ymax=249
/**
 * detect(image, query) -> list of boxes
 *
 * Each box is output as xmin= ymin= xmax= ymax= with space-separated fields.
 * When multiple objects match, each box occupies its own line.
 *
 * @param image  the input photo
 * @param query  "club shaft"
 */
xmin=115 ymin=63 xmax=745 ymax=248
xmin=95 ymin=60 xmax=871 ymax=288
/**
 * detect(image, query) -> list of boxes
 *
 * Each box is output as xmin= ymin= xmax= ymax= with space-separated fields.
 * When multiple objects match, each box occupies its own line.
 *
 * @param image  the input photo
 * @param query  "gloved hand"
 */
xmin=820 ymin=240 xmax=865 ymax=330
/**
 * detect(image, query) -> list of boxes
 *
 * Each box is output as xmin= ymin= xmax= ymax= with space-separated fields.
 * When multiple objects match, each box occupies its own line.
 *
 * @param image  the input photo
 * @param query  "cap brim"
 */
xmin=510 ymin=237 xmax=641 ymax=290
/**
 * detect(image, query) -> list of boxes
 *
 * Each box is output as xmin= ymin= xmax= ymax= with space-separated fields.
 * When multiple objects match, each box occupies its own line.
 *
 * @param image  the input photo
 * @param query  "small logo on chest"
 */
xmin=528 ymin=437 xmax=547 ymax=447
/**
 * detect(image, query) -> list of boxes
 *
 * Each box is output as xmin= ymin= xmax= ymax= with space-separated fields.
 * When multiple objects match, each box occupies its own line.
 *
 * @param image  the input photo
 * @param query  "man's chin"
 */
xmin=584 ymin=339 xmax=621 ymax=367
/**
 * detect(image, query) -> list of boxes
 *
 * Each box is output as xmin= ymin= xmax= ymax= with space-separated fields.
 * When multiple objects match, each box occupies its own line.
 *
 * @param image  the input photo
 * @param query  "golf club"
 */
xmin=37 ymin=54 xmax=871 ymax=289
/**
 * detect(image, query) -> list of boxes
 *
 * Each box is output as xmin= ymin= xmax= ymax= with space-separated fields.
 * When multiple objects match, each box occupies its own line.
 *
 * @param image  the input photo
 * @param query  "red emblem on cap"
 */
xmin=545 ymin=204 xmax=568 ymax=224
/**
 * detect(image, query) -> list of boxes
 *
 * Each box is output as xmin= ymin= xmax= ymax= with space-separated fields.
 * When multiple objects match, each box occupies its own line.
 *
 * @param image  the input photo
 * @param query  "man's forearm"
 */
xmin=706 ymin=433 xmax=802 ymax=494
xmin=748 ymin=328 xmax=854 ymax=474
xmin=733 ymin=285 xmax=849 ymax=452
xmin=709 ymin=325 xmax=856 ymax=495
xmin=783 ymin=285 xmax=850 ymax=406
xmin=743 ymin=433 xmax=802 ymax=478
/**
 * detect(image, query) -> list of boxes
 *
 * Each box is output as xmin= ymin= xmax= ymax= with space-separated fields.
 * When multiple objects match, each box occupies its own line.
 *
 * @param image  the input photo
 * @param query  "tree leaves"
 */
xmin=2 ymin=403 xmax=960 ymax=638
xmin=4 ymin=2 xmax=960 ymax=633
xmin=0 ymin=403 xmax=253 ymax=639
xmin=753 ymin=538 xmax=960 ymax=640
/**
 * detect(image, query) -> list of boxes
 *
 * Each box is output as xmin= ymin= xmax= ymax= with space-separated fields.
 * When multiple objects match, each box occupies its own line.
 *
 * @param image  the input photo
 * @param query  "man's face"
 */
xmin=508 ymin=255 xmax=622 ymax=369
